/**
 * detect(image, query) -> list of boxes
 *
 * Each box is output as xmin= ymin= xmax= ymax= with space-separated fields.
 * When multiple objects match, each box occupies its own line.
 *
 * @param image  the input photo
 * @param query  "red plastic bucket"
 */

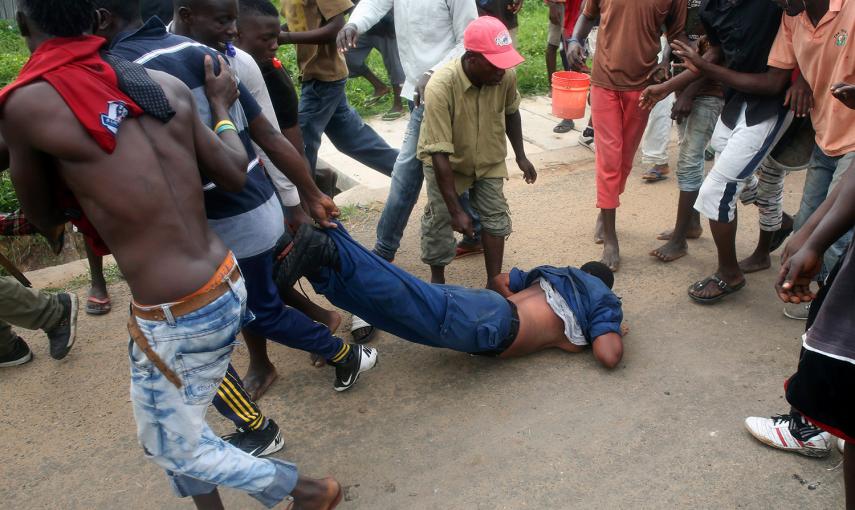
xmin=551 ymin=71 xmax=590 ymax=120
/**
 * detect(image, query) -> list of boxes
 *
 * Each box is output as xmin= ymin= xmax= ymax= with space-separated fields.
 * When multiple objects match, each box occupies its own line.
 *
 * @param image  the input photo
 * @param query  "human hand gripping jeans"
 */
xmin=128 ymin=276 xmax=297 ymax=508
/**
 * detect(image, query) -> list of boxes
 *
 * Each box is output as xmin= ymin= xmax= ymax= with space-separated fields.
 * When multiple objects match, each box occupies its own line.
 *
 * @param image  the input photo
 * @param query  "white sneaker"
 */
xmin=333 ymin=345 xmax=378 ymax=392
xmin=744 ymin=414 xmax=832 ymax=457
xmin=839 ymin=438 xmax=846 ymax=454
xmin=783 ymin=302 xmax=810 ymax=320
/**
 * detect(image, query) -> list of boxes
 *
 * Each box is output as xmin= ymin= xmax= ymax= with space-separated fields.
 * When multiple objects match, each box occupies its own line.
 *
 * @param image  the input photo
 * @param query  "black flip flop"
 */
xmin=553 ymin=119 xmax=575 ymax=133
xmin=688 ymin=274 xmax=746 ymax=304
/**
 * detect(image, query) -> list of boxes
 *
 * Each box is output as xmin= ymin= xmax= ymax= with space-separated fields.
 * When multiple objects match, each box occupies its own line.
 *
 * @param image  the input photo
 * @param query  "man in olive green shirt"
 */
xmin=418 ymin=16 xmax=536 ymax=288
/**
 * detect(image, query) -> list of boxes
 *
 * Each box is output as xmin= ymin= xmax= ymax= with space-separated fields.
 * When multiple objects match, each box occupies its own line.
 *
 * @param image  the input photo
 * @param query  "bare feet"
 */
xmin=620 ymin=323 xmax=630 ymax=336
xmin=594 ymin=213 xmax=604 ymax=244
xmin=656 ymin=225 xmax=703 ymax=241
xmin=290 ymin=477 xmax=343 ymax=510
xmin=650 ymin=238 xmax=688 ymax=262
xmin=600 ymin=241 xmax=620 ymax=272
xmin=738 ymin=252 xmax=771 ymax=273
xmin=244 ymin=363 xmax=279 ymax=401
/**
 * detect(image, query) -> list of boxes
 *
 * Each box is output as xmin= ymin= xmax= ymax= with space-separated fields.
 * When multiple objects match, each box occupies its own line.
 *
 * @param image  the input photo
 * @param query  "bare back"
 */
xmin=2 ymin=70 xmax=226 ymax=304
xmin=501 ymin=284 xmax=584 ymax=358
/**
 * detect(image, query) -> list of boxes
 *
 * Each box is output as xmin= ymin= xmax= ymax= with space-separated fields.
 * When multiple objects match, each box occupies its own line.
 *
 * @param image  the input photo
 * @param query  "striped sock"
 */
xmin=329 ymin=341 xmax=352 ymax=366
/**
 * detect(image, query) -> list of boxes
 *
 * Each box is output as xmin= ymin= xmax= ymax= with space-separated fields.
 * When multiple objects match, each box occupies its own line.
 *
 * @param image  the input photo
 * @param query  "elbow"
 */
xmin=599 ymin=348 xmax=622 ymax=370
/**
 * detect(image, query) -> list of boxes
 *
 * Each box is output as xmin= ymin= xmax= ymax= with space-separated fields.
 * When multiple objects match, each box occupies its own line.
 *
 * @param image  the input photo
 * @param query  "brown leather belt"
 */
xmin=127 ymin=266 xmax=241 ymax=388
xmin=130 ymin=268 xmax=241 ymax=321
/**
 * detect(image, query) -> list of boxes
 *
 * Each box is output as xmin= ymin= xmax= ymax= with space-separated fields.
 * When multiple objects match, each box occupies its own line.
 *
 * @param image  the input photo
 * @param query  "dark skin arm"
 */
xmin=248 ymin=115 xmax=339 ymax=228
xmin=431 ymin=152 xmax=474 ymax=237
xmin=199 ymin=55 xmax=249 ymax=192
xmin=280 ymin=14 xmax=345 ymax=45
xmin=831 ymin=82 xmax=855 ymax=109
xmin=777 ymin=162 xmax=855 ymax=303
xmin=671 ymin=39 xmax=791 ymax=96
xmin=567 ymin=14 xmax=597 ymax=70
xmin=1 ymin=90 xmax=66 ymax=242
xmin=640 ymin=44 xmax=722 ymax=109
xmin=0 ymin=133 xmax=8 ymax=170
xmin=505 ymin=110 xmax=536 ymax=184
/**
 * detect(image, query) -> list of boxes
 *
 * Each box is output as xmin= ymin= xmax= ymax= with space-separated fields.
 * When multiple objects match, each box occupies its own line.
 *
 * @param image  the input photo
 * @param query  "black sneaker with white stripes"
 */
xmin=223 ymin=419 xmax=285 ymax=457
xmin=0 ymin=336 xmax=33 ymax=367
xmin=45 ymin=293 xmax=78 ymax=360
xmin=334 ymin=345 xmax=378 ymax=392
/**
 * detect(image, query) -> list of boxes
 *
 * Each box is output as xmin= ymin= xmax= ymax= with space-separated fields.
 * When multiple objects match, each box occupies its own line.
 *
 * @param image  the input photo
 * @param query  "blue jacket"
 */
xmin=508 ymin=266 xmax=623 ymax=343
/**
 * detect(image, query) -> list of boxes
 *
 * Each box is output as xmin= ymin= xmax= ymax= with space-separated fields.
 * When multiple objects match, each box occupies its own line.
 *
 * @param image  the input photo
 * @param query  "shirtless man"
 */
xmin=274 ymin=224 xmax=625 ymax=368
xmin=0 ymin=1 xmax=340 ymax=507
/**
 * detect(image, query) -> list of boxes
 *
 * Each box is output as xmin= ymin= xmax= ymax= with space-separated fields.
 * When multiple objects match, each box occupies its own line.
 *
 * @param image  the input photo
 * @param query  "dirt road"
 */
xmin=0 ymin=145 xmax=844 ymax=509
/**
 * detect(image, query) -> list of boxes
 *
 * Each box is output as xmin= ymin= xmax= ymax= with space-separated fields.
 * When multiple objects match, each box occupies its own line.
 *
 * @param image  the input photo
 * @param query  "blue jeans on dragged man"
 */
xmin=298 ymin=78 xmax=398 ymax=177
xmin=238 ymin=248 xmax=345 ymax=360
xmin=793 ymin=145 xmax=855 ymax=281
xmin=373 ymin=101 xmax=482 ymax=260
xmin=128 ymin=276 xmax=297 ymax=507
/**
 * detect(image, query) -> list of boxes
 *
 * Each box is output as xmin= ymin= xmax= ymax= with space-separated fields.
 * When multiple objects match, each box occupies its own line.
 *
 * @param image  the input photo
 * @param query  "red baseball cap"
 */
xmin=463 ymin=16 xmax=525 ymax=70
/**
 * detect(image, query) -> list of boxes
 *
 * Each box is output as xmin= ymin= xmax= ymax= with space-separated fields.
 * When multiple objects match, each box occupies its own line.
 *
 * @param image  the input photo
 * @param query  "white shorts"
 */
xmin=695 ymin=103 xmax=793 ymax=223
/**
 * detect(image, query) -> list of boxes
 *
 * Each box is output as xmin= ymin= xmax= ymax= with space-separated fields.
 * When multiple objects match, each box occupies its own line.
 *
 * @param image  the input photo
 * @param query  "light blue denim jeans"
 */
xmin=793 ymin=146 xmax=855 ymax=281
xmin=675 ymin=95 xmax=724 ymax=193
xmin=129 ymin=275 xmax=297 ymax=507
xmin=374 ymin=101 xmax=425 ymax=260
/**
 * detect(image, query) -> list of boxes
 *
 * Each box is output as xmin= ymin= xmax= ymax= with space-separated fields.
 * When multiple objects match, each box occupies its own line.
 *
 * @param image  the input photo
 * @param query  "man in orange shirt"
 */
xmin=567 ymin=0 xmax=688 ymax=272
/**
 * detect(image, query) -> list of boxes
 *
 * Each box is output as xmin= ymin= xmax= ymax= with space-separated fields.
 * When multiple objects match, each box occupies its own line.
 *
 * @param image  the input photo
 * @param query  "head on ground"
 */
xmin=461 ymin=16 xmax=523 ymax=87
xmin=91 ymin=0 xmax=143 ymax=43
xmin=15 ymin=0 xmax=96 ymax=52
xmin=580 ymin=261 xmax=614 ymax=290
xmin=236 ymin=0 xmax=280 ymax=63
xmin=175 ymin=0 xmax=239 ymax=52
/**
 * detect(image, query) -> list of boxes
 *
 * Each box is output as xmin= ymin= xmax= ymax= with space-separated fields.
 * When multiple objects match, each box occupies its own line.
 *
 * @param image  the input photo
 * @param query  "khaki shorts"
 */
xmin=420 ymin=166 xmax=512 ymax=267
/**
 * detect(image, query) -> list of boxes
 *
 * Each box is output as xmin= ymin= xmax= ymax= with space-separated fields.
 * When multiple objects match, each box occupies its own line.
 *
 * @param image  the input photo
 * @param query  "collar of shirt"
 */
xmin=111 ymin=15 xmax=168 ymax=49
xmin=454 ymin=59 xmax=477 ymax=92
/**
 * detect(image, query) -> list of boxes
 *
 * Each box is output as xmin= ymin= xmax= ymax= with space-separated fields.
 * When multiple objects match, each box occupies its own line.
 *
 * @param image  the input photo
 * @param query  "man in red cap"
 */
xmin=417 ymin=16 xmax=537 ymax=289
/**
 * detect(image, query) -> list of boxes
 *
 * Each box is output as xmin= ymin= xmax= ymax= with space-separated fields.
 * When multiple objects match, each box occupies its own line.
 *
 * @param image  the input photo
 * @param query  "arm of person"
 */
xmin=0 ymin=133 xmax=8 ymax=170
xmin=639 ymin=43 xmax=721 ymax=109
xmin=337 ymin=0 xmax=394 ymax=51
xmin=431 ymin=152 xmax=473 ymax=237
xmin=777 ymin=165 xmax=855 ymax=303
xmin=195 ymin=55 xmax=249 ymax=192
xmin=503 ymin=74 xmax=535 ymax=183
xmin=248 ymin=115 xmax=339 ymax=227
xmin=279 ymin=0 xmax=353 ymax=44
xmin=670 ymin=76 xmax=707 ymax=123
xmin=0 ymin=86 xmax=66 ymax=241
xmin=591 ymin=332 xmax=623 ymax=369
xmin=567 ymin=13 xmax=597 ymax=70
xmin=672 ymin=40 xmax=791 ymax=96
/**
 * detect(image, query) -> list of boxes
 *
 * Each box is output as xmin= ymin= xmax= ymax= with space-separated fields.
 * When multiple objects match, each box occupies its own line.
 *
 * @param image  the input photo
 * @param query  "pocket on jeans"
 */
xmin=175 ymin=341 xmax=236 ymax=405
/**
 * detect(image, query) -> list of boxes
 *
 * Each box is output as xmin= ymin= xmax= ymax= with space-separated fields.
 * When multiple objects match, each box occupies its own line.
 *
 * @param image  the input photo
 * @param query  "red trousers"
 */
xmin=590 ymin=86 xmax=651 ymax=209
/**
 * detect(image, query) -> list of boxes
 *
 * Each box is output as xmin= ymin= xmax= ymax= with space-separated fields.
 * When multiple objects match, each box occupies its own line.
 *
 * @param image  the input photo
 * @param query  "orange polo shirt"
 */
xmin=768 ymin=0 xmax=855 ymax=157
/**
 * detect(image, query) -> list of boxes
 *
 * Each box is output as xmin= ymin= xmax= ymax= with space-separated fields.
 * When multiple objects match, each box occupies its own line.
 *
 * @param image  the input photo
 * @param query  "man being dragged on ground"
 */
xmin=273 ymin=224 xmax=626 ymax=368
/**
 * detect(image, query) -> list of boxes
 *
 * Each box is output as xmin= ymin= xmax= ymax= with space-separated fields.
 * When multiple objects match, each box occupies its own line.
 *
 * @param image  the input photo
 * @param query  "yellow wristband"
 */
xmin=214 ymin=120 xmax=235 ymax=132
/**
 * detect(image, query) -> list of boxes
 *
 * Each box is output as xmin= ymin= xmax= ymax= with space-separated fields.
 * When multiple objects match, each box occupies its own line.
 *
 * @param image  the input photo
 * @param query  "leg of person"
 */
xmin=128 ymin=281 xmax=305 ymax=507
xmin=239 ymin=249 xmax=377 ymax=392
xmin=590 ymin=86 xmax=624 ymax=264
xmin=597 ymin=89 xmax=651 ymax=271
xmin=738 ymin=157 xmax=791 ymax=273
xmin=0 ymin=318 xmax=32 ymax=367
xmin=818 ymin=153 xmax=855 ymax=281
xmin=376 ymin=35 xmax=406 ymax=118
xmin=323 ymin=79 xmax=399 ymax=177
xmin=0 ymin=276 xmax=77 ymax=360
xmin=346 ymin=35 xmax=391 ymax=103
xmin=288 ymin=224 xmax=518 ymax=355
xmin=211 ymin=363 xmax=285 ymax=457
xmin=640 ymin=93 xmax=675 ymax=182
xmin=374 ymin=103 xmax=425 ymax=261
xmin=84 ymin=242 xmax=111 ymax=316
xmin=421 ymin=166 xmax=461 ymax=284
xmin=469 ymin=178 xmax=512 ymax=289
xmin=298 ymin=79 xmax=342 ymax=174
xmin=691 ymin=106 xmax=792 ymax=302
xmin=652 ymin=96 xmax=723 ymax=261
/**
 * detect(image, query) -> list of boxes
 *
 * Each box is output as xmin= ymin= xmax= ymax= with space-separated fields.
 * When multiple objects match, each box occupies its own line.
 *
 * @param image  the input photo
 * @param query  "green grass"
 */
xmin=43 ymin=262 xmax=124 ymax=293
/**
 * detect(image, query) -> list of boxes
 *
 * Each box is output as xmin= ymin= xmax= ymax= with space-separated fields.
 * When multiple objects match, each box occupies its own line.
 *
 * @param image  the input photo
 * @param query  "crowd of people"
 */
xmin=0 ymin=0 xmax=853 ymax=508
